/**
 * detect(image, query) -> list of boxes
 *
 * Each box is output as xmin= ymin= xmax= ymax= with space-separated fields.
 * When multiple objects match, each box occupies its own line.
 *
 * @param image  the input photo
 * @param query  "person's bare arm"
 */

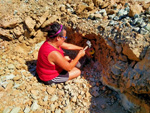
xmin=48 ymin=50 xmax=85 ymax=71
xmin=61 ymin=42 xmax=83 ymax=50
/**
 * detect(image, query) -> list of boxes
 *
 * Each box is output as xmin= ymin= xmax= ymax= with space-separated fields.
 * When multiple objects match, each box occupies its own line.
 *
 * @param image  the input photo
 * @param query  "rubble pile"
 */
xmin=0 ymin=0 xmax=150 ymax=112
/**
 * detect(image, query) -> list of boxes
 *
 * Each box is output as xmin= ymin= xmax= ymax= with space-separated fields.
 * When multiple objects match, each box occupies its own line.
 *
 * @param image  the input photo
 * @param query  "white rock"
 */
xmin=50 ymin=104 xmax=55 ymax=111
xmin=65 ymin=99 xmax=70 ymax=105
xmin=31 ymin=100 xmax=39 ymax=111
xmin=2 ymin=107 xmax=11 ymax=113
xmin=5 ymin=74 xmax=15 ymax=80
xmin=51 ymin=95 xmax=58 ymax=102
xmin=71 ymin=96 xmax=77 ymax=102
xmin=24 ymin=106 xmax=30 ymax=113
xmin=64 ymin=85 xmax=71 ymax=90
xmin=0 ymin=81 xmax=8 ymax=88
xmin=64 ymin=105 xmax=72 ymax=113
xmin=10 ymin=107 xmax=20 ymax=113
xmin=43 ymin=95 xmax=48 ymax=102
xmin=55 ymin=109 xmax=61 ymax=113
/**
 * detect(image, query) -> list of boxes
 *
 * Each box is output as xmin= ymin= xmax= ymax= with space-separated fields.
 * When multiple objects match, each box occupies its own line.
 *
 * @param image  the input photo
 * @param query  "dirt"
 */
xmin=0 ymin=0 xmax=150 ymax=113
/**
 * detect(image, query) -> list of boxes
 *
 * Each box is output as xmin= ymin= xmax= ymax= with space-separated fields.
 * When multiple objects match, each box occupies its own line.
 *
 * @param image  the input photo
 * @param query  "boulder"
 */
xmin=0 ymin=28 xmax=13 ymax=40
xmin=0 ymin=16 xmax=22 ymax=28
xmin=129 ymin=3 xmax=143 ymax=17
xmin=122 ymin=44 xmax=141 ymax=61
xmin=134 ymin=47 xmax=150 ymax=73
xmin=101 ymin=2 xmax=110 ymax=9
xmin=13 ymin=24 xmax=24 ymax=37
xmin=25 ymin=16 xmax=36 ymax=32
xmin=76 ymin=3 xmax=88 ymax=14
xmin=92 ymin=0 xmax=103 ymax=7
xmin=111 ymin=61 xmax=128 ymax=76
xmin=121 ymin=47 xmax=150 ymax=94
xmin=105 ymin=39 xmax=115 ymax=51
xmin=41 ymin=15 xmax=60 ymax=28
xmin=36 ymin=11 xmax=50 ymax=29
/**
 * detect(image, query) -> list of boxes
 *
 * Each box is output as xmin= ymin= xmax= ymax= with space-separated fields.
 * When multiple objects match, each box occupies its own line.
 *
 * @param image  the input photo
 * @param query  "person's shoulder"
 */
xmin=48 ymin=50 xmax=62 ymax=58
xmin=50 ymin=50 xmax=61 ymax=55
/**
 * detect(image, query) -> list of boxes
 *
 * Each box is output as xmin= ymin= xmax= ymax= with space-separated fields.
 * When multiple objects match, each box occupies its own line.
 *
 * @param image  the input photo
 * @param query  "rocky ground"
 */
xmin=0 ymin=0 xmax=150 ymax=113
xmin=0 ymin=40 xmax=129 ymax=113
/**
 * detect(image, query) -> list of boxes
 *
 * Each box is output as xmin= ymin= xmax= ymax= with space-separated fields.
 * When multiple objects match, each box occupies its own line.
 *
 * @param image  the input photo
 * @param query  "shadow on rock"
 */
xmin=26 ymin=60 xmax=44 ymax=84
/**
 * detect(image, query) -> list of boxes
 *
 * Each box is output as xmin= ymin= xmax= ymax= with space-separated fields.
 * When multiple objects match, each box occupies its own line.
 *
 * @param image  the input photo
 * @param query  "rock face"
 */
xmin=120 ymin=47 xmax=150 ymax=94
xmin=0 ymin=0 xmax=150 ymax=113
xmin=131 ymin=47 xmax=150 ymax=94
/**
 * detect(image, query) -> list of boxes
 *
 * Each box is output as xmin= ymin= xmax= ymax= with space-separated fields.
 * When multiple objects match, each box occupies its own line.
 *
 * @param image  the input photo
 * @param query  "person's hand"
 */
xmin=80 ymin=47 xmax=84 ymax=50
xmin=78 ymin=49 xmax=85 ymax=57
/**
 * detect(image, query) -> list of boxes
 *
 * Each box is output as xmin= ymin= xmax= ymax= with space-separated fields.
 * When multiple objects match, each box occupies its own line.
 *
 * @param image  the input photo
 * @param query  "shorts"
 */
xmin=37 ymin=70 xmax=69 ymax=85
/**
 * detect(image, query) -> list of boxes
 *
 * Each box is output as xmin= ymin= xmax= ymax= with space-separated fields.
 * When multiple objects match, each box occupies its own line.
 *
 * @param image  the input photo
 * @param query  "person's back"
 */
xmin=36 ymin=40 xmax=64 ymax=81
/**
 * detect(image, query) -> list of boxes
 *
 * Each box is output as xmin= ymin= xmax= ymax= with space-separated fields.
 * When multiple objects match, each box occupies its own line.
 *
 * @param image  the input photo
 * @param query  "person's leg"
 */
xmin=42 ymin=68 xmax=81 ymax=85
xmin=68 ymin=67 xmax=81 ymax=80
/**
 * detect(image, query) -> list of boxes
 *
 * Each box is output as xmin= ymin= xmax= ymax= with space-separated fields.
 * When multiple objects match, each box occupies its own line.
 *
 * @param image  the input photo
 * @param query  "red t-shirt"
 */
xmin=36 ymin=40 xmax=64 ymax=81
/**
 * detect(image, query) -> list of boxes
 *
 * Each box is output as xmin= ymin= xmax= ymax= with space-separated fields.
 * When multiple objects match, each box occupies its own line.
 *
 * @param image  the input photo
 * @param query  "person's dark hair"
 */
xmin=43 ymin=22 xmax=66 ymax=39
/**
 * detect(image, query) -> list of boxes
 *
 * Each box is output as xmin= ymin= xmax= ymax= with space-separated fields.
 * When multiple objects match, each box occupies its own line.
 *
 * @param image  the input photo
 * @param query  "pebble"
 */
xmin=50 ymin=104 xmax=55 ymax=111
xmin=145 ymin=24 xmax=150 ymax=31
xmin=51 ymin=95 xmax=58 ymax=101
xmin=24 ymin=106 xmax=31 ymax=113
xmin=101 ymin=104 xmax=106 ymax=109
xmin=132 ymin=27 xmax=140 ymax=32
xmin=31 ymin=100 xmax=39 ymax=111
xmin=7 ymin=64 xmax=15 ymax=70
xmin=43 ymin=95 xmax=48 ymax=102
xmin=64 ymin=105 xmax=72 ymax=113
xmin=115 ymin=45 xmax=122 ymax=54
xmin=109 ymin=20 xmax=118 ymax=26
xmin=71 ymin=96 xmax=77 ymax=102
xmin=46 ymin=87 xmax=55 ymax=95
xmin=117 ymin=9 xmax=128 ymax=17
xmin=3 ymin=74 xmax=15 ymax=81
xmin=140 ymin=28 xmax=149 ymax=35
xmin=55 ymin=109 xmax=61 ymax=113
xmin=10 ymin=107 xmax=20 ymax=113
xmin=92 ymin=90 xmax=100 ymax=97
xmin=3 ymin=107 xmax=11 ymax=113
xmin=108 ymin=14 xmax=115 ymax=19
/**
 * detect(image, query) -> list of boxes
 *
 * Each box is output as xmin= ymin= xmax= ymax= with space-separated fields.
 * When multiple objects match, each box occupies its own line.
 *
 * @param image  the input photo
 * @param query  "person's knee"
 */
xmin=68 ymin=68 xmax=81 ymax=80
xmin=76 ymin=68 xmax=81 ymax=77
xmin=78 ymin=69 xmax=81 ymax=76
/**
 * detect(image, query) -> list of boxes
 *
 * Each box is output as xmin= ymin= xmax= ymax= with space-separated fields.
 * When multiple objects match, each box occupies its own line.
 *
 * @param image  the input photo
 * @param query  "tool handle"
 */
xmin=83 ymin=46 xmax=88 ymax=51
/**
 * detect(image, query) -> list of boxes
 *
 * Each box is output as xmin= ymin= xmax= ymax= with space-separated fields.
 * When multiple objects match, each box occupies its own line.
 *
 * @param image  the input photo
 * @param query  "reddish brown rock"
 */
xmin=129 ymin=3 xmax=143 ymax=17
xmin=122 ymin=44 xmax=141 ymax=61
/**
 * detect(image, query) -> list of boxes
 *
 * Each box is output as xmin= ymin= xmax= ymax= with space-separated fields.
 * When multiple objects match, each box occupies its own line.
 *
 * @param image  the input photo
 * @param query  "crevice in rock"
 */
xmin=64 ymin=26 xmax=150 ymax=113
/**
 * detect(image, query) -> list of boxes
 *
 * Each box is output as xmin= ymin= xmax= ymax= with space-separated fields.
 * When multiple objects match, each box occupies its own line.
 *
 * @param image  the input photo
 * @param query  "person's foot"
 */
xmin=76 ymin=61 xmax=81 ymax=68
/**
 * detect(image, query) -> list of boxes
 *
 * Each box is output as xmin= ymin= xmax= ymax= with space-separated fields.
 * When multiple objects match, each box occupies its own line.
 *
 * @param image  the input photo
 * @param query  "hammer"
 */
xmin=83 ymin=40 xmax=91 ymax=51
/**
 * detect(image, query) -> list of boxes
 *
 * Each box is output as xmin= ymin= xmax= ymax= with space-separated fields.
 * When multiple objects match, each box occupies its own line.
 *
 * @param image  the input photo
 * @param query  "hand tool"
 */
xmin=83 ymin=40 xmax=91 ymax=51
